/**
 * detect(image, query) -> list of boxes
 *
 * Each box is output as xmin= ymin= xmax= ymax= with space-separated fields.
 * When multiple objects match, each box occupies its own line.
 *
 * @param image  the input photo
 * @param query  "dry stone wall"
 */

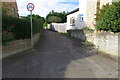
xmin=68 ymin=29 xmax=120 ymax=57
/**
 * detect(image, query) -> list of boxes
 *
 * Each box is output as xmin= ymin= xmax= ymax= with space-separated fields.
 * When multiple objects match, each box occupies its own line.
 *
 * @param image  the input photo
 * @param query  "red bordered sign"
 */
xmin=27 ymin=3 xmax=34 ymax=11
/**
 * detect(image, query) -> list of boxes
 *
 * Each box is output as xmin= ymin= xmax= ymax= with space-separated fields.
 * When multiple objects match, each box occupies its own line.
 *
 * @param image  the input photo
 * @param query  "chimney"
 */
xmin=52 ymin=10 xmax=54 ymax=13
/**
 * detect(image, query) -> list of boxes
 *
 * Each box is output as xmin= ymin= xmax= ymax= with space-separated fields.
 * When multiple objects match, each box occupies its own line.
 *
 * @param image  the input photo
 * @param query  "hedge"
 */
xmin=95 ymin=1 xmax=120 ymax=32
xmin=2 ymin=15 xmax=31 ymax=40
xmin=2 ymin=15 xmax=44 ymax=43
xmin=32 ymin=18 xmax=44 ymax=35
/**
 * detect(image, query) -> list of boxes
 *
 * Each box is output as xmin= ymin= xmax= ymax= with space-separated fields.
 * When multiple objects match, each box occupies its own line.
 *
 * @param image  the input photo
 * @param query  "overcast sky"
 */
xmin=16 ymin=0 xmax=79 ymax=17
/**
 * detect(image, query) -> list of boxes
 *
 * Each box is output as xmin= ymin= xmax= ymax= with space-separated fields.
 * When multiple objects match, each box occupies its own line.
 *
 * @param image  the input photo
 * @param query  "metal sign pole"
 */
xmin=30 ymin=11 xmax=33 ymax=48
xmin=27 ymin=3 xmax=34 ymax=48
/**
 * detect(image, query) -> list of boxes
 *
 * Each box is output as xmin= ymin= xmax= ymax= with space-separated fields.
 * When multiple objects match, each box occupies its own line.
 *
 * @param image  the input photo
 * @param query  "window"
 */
xmin=70 ymin=17 xmax=75 ymax=24
xmin=80 ymin=14 xmax=84 ymax=21
xmin=12 ymin=8 xmax=15 ymax=16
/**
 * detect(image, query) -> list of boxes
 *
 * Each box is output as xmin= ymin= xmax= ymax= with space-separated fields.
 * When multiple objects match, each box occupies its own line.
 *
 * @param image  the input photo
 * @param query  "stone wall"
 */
xmin=33 ymin=33 xmax=41 ymax=45
xmin=68 ymin=29 xmax=120 ymax=57
xmin=50 ymin=23 xmax=67 ymax=33
xmin=2 ymin=33 xmax=41 ymax=58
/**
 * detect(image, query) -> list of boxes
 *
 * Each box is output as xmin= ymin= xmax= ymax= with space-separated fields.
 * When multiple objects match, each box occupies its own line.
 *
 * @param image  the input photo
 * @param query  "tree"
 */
xmin=48 ymin=16 xmax=62 ymax=23
xmin=46 ymin=12 xmax=67 ymax=23
xmin=22 ymin=14 xmax=45 ymax=21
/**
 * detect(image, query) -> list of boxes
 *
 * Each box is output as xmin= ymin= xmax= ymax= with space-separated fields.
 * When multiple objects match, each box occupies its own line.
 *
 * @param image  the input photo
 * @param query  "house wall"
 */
xmin=2 ymin=0 xmax=16 ymax=2
xmin=79 ymin=0 xmax=98 ymax=29
xmin=100 ymin=0 xmax=113 ymax=8
xmin=67 ymin=11 xmax=86 ymax=30
xmin=79 ymin=0 xmax=87 ymax=22
xmin=2 ymin=2 xmax=18 ymax=17
xmin=85 ymin=0 xmax=98 ymax=29
xmin=79 ymin=0 xmax=115 ymax=29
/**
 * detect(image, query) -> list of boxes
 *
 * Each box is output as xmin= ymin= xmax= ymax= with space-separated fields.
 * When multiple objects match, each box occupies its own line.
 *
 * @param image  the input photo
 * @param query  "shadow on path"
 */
xmin=2 ymin=30 xmax=118 ymax=78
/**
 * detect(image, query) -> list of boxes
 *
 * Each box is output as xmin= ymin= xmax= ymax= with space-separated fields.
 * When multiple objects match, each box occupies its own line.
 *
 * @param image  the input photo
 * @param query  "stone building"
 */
xmin=79 ymin=0 xmax=119 ymax=29
xmin=2 ymin=0 xmax=18 ymax=17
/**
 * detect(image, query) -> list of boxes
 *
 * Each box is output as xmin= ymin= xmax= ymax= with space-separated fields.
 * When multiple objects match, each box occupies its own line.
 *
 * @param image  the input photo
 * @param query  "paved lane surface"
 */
xmin=3 ymin=30 xmax=118 ymax=78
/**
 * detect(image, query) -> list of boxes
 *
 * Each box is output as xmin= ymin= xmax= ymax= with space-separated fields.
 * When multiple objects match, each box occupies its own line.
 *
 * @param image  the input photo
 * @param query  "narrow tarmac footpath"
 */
xmin=3 ymin=30 xmax=118 ymax=78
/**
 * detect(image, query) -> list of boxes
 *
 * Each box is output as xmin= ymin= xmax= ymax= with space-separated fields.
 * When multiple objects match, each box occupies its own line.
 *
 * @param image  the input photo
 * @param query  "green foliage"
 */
xmin=43 ymin=22 xmax=48 ymax=27
xmin=46 ymin=12 xmax=67 ymax=23
xmin=47 ymin=16 xmax=62 ymax=23
xmin=83 ymin=27 xmax=91 ymax=30
xmin=22 ymin=14 xmax=44 ymax=35
xmin=2 ymin=14 xmax=44 ymax=43
xmin=2 ymin=32 xmax=15 ymax=43
xmin=13 ymin=18 xmax=31 ymax=39
xmin=95 ymin=2 xmax=120 ymax=32
xmin=33 ymin=18 xmax=44 ymax=35
xmin=2 ymin=8 xmax=7 ymax=15
xmin=2 ymin=15 xmax=31 ymax=43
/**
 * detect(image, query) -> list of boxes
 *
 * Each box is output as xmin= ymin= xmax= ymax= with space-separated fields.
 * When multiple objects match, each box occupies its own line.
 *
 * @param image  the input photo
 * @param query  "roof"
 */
xmin=67 ymin=8 xmax=79 ymax=15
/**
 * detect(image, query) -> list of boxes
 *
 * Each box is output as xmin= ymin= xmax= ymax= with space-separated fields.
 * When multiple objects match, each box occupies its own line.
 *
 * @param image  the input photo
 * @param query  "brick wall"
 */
xmin=2 ymin=2 xmax=18 ymax=17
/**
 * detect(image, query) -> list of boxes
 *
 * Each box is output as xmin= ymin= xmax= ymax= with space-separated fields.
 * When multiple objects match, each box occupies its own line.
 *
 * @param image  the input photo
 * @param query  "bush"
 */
xmin=33 ymin=18 xmax=44 ymax=35
xmin=43 ymin=22 xmax=48 ymax=27
xmin=95 ymin=2 xmax=120 ymax=32
xmin=22 ymin=15 xmax=44 ymax=35
xmin=2 ymin=15 xmax=31 ymax=41
xmin=2 ymin=32 xmax=15 ymax=43
xmin=14 ymin=18 xmax=31 ymax=39
xmin=2 ymin=14 xmax=44 ymax=43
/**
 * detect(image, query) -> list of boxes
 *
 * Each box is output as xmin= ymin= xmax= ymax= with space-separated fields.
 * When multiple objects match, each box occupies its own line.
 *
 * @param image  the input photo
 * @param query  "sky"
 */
xmin=16 ymin=0 xmax=79 ymax=17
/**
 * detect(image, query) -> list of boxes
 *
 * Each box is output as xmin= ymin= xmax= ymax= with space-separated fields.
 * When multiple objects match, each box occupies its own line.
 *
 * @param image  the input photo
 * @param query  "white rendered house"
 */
xmin=67 ymin=8 xmax=86 ymax=30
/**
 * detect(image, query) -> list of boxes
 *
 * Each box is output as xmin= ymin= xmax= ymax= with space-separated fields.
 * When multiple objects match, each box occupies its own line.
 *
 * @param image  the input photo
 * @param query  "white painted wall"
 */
xmin=79 ymin=0 xmax=87 ymax=22
xmin=51 ymin=23 xmax=67 ymax=33
xmin=67 ymin=11 xmax=86 ymax=30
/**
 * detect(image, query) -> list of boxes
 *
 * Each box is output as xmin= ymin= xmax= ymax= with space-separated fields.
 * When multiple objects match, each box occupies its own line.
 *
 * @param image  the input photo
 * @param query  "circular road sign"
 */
xmin=27 ymin=3 xmax=34 ymax=11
